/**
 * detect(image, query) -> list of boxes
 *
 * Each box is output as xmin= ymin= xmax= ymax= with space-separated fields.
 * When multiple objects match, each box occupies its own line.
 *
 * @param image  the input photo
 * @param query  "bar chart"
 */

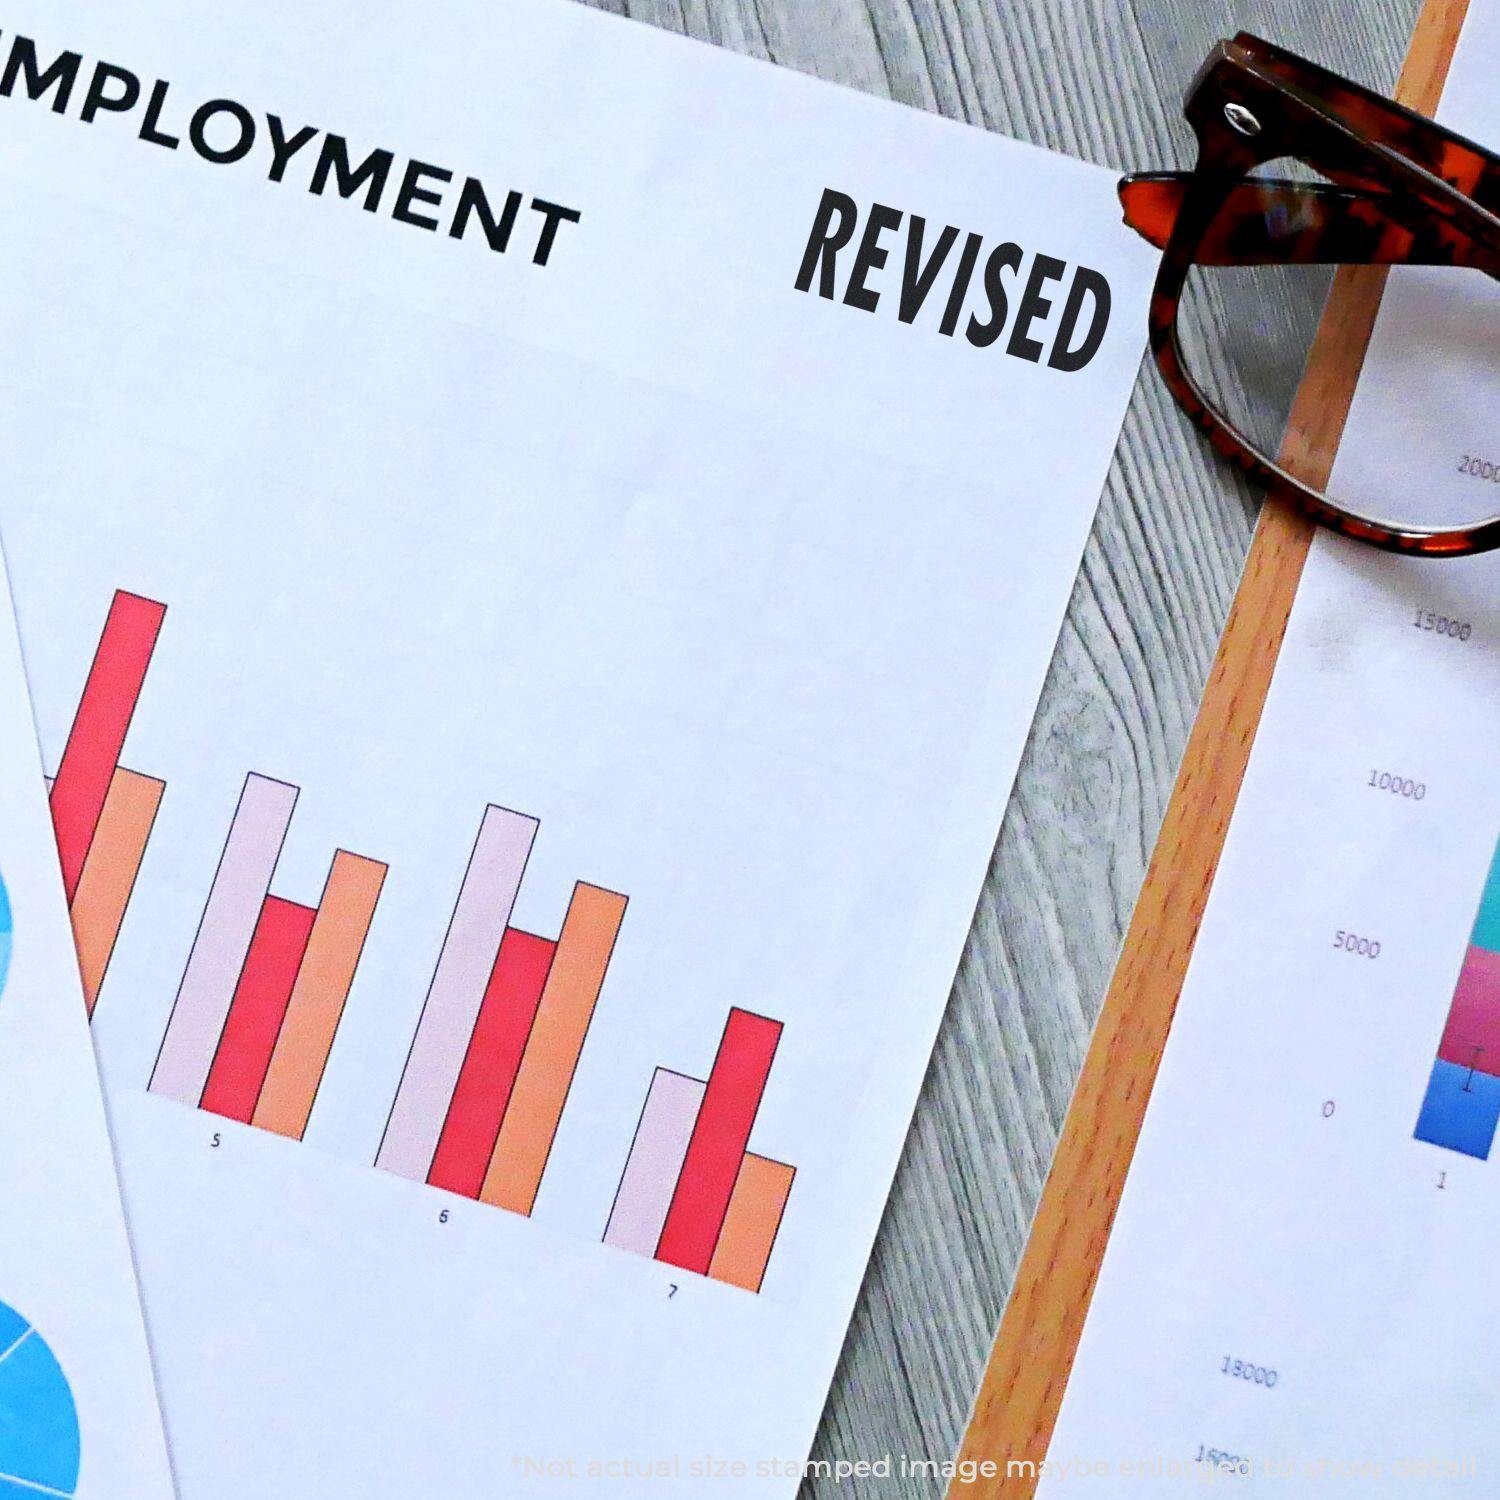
xmin=150 ymin=772 xmax=388 ymax=1137
xmin=49 ymin=591 xmax=167 ymax=1014
xmin=1416 ymin=837 xmax=1500 ymax=1159
xmin=54 ymin=587 xmax=795 ymax=1285
xmin=604 ymin=1008 xmax=794 ymax=1293
xmin=112 ymin=630 xmax=637 ymax=1203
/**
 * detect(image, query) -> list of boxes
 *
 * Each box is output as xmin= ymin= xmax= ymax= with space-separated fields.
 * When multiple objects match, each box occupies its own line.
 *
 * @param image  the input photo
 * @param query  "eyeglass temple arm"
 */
xmin=1120 ymin=172 xmax=1492 ymax=269
xmin=1229 ymin=32 xmax=1499 ymax=210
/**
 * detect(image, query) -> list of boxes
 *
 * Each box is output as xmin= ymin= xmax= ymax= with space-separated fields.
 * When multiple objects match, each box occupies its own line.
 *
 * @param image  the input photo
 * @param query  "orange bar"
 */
xmin=252 ymin=851 xmax=386 ymax=1141
xmin=70 ymin=768 xmax=164 ymax=1015
xmin=481 ymin=883 xmax=627 ymax=1215
xmin=708 ymin=1154 xmax=795 ymax=1293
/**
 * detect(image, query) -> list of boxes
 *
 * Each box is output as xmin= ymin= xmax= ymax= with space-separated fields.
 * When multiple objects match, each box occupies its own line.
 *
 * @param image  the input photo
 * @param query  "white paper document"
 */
xmin=1042 ymin=4 xmax=1500 ymax=1494
xmin=0 ymin=555 xmax=175 ymax=1497
xmin=0 ymin=1 xmax=1154 ymax=1492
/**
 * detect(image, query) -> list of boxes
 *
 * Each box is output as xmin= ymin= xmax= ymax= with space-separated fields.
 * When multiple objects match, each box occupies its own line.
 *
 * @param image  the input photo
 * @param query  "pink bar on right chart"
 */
xmin=150 ymin=773 xmax=299 ymax=1106
xmin=603 ymin=1069 xmax=706 ymax=1258
xmin=376 ymin=804 xmax=538 ymax=1181
xmin=1438 ymin=945 xmax=1500 ymax=1077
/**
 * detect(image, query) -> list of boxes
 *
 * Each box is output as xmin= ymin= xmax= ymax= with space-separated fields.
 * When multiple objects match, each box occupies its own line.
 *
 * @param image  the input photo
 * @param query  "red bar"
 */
xmin=201 ymin=896 xmax=316 ymax=1124
xmin=428 ymin=929 xmax=556 ymax=1198
xmin=656 ymin=1009 xmax=783 ymax=1274
xmin=51 ymin=591 xmax=166 ymax=902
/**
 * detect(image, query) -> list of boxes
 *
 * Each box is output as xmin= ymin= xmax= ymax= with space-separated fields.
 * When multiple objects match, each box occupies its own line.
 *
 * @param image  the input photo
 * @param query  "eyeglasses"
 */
xmin=1120 ymin=33 xmax=1499 ymax=558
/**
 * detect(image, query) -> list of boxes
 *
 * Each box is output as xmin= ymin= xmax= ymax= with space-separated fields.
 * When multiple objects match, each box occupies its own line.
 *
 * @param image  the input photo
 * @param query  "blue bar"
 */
xmin=1470 ymin=839 xmax=1500 ymax=954
xmin=1415 ymin=1058 xmax=1500 ymax=1160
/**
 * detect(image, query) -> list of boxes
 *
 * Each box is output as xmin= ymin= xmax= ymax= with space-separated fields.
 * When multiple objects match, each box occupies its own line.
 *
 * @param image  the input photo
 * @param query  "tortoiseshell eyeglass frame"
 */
xmin=1120 ymin=33 xmax=1500 ymax=558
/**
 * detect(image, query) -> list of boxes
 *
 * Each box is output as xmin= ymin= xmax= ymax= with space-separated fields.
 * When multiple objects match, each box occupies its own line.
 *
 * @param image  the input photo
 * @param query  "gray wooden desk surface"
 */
xmin=582 ymin=0 xmax=1420 ymax=1488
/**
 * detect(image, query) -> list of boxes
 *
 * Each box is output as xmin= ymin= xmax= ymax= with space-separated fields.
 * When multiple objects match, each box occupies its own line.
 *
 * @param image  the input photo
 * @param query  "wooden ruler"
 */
xmin=950 ymin=0 xmax=1473 ymax=1491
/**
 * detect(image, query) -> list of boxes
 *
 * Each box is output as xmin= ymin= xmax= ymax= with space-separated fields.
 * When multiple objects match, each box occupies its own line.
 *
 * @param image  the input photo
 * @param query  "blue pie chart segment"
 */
xmin=0 ymin=871 xmax=10 ymax=1000
xmin=0 ymin=1300 xmax=80 ymax=1496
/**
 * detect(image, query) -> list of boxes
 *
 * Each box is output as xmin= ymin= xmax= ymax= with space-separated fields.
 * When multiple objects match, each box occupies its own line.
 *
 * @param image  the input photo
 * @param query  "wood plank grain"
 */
xmin=949 ymin=2 xmax=1470 ymax=1492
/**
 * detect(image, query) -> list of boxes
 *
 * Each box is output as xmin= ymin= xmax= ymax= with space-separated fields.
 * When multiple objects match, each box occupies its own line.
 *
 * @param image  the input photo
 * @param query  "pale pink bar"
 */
xmin=150 ymin=774 xmax=298 ymax=1105
xmin=603 ymin=1069 xmax=706 ymax=1257
xmin=376 ymin=804 xmax=537 ymax=1180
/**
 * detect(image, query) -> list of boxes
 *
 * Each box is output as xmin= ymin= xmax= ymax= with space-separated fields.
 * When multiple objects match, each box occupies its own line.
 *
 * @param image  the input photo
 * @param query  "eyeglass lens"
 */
xmin=1173 ymin=160 xmax=1499 ymax=532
